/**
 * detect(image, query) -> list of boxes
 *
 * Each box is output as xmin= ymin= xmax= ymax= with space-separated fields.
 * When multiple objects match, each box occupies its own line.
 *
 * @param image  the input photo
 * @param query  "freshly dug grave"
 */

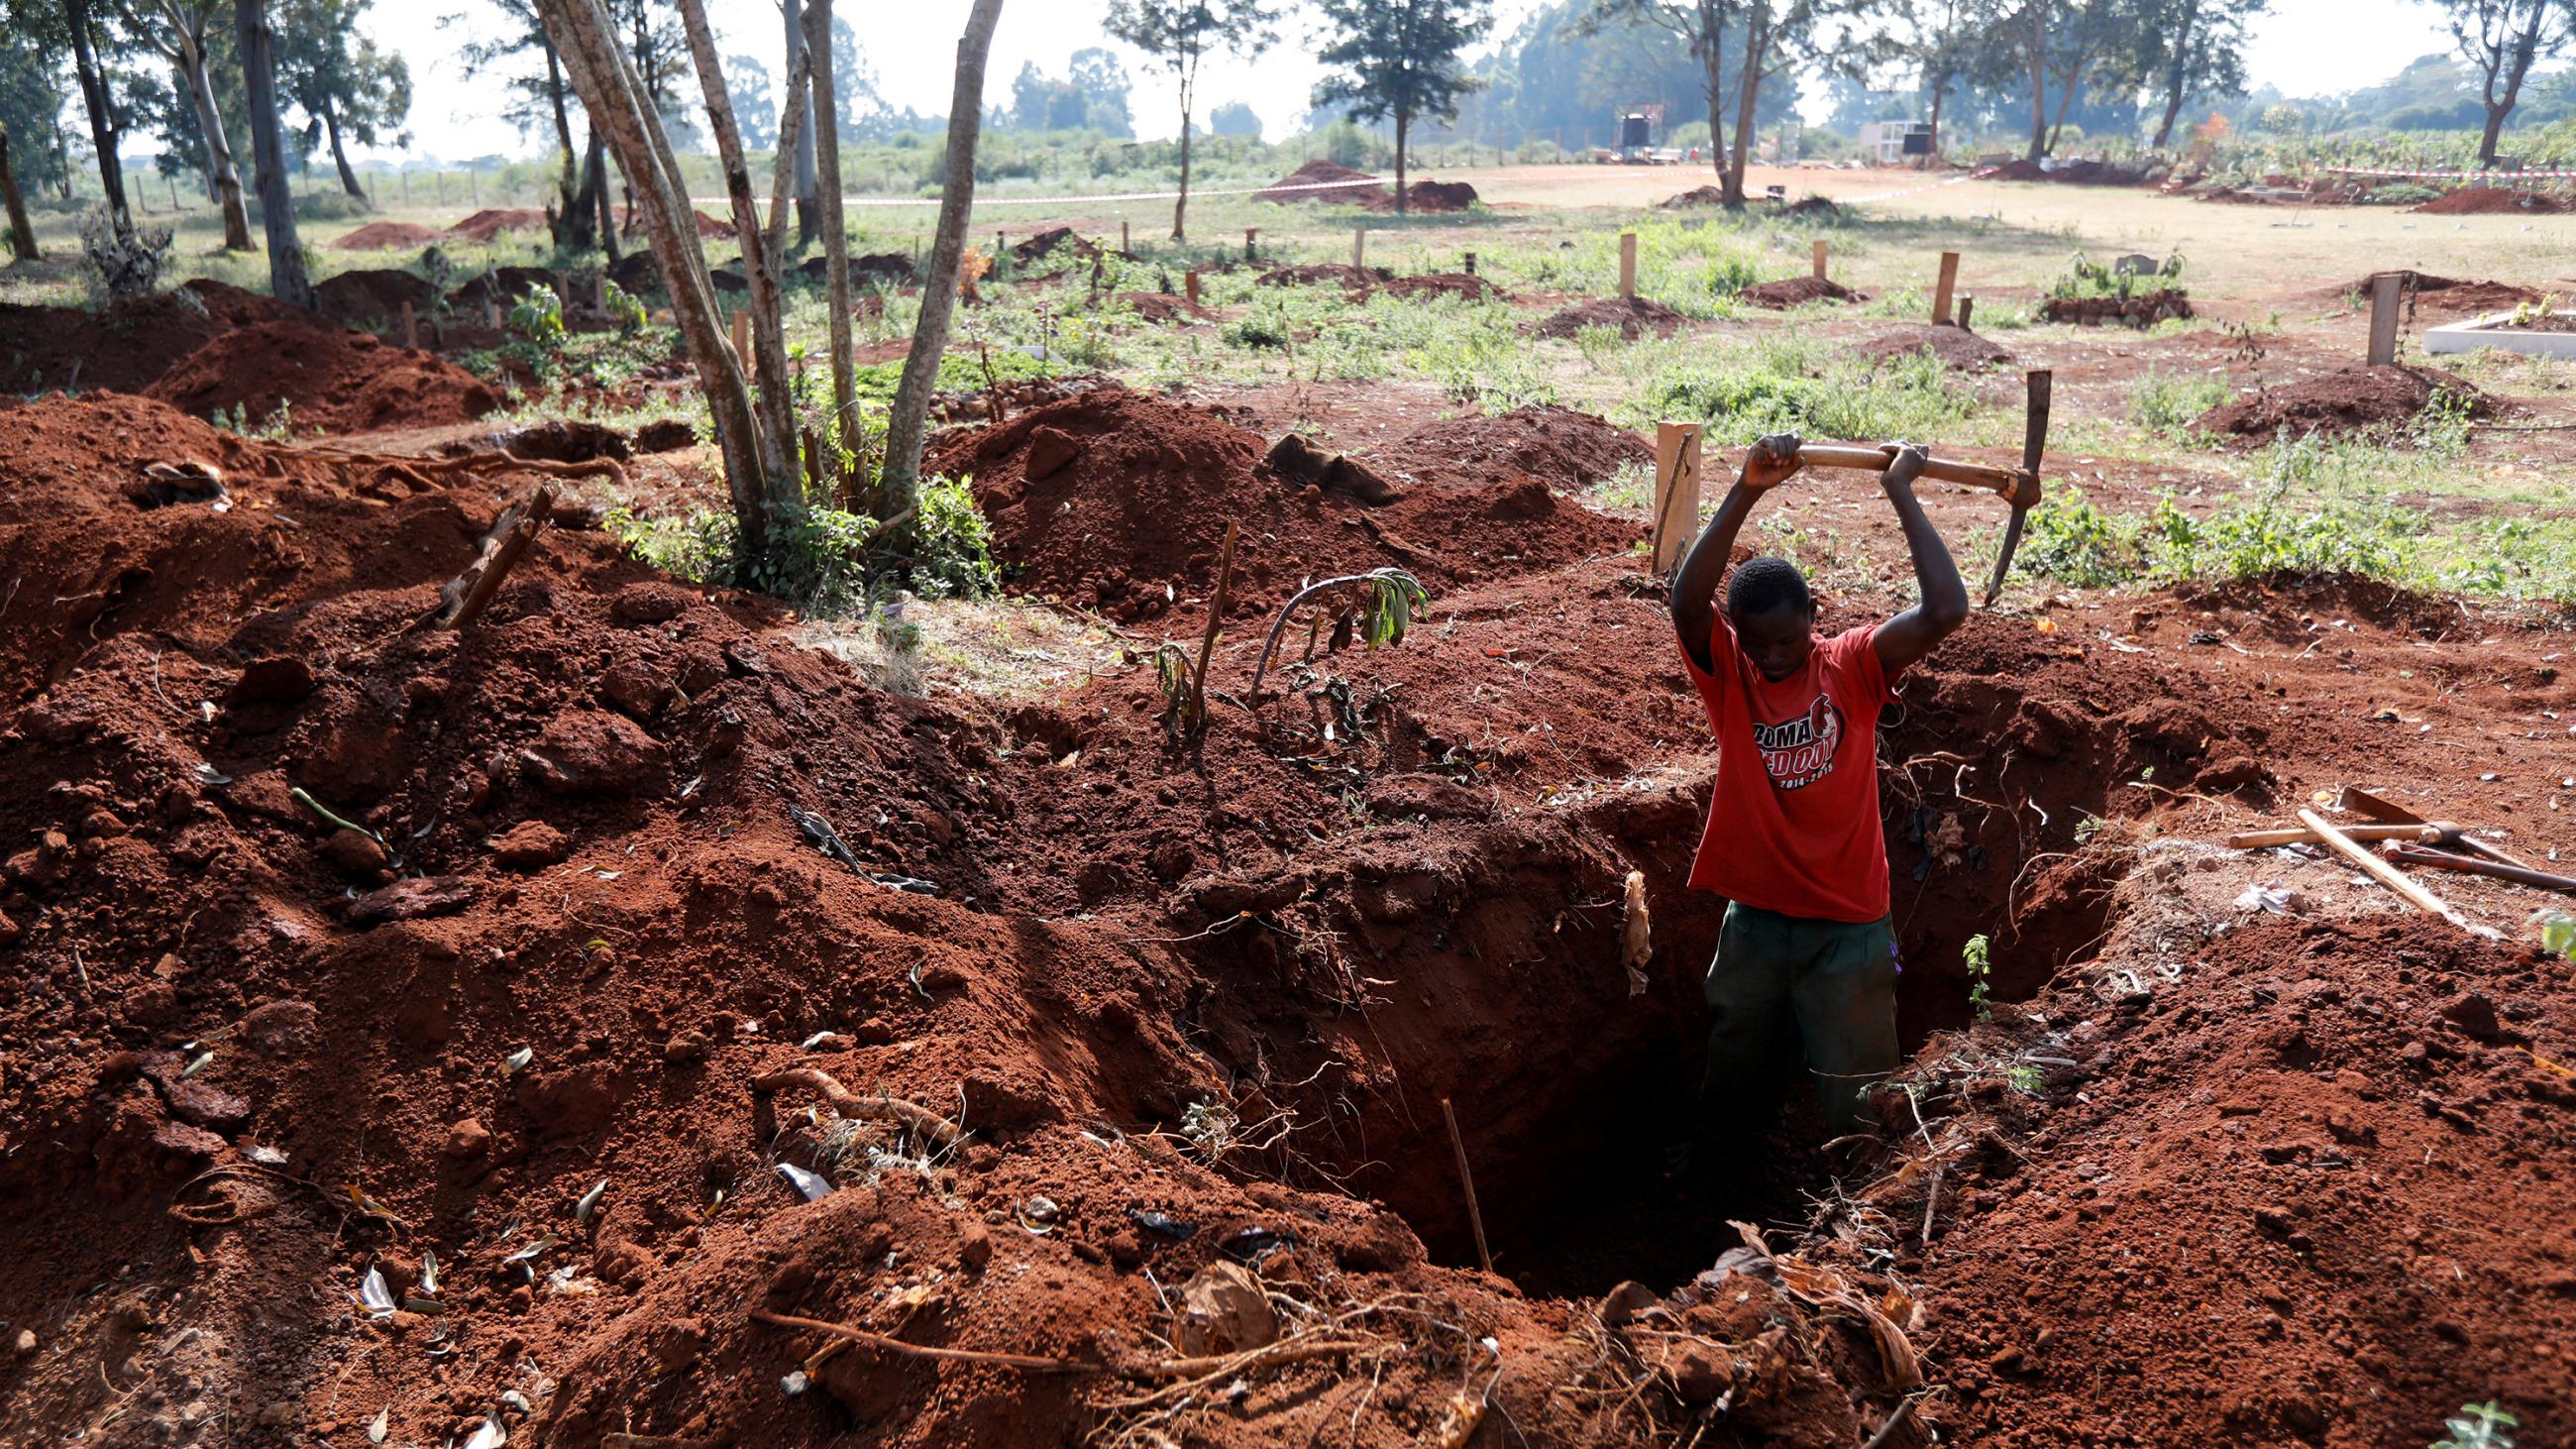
xmin=312 ymin=267 xmax=439 ymax=325
xmin=1737 ymin=275 xmax=1860 ymax=308
xmin=0 ymin=279 xmax=300 ymax=393
xmin=1105 ymin=289 xmax=1215 ymax=324
xmin=445 ymin=206 xmax=548 ymax=242
xmin=2414 ymin=185 xmax=2569 ymax=215
xmin=2039 ymin=289 xmax=2193 ymax=326
xmin=445 ymin=266 xmax=563 ymax=310
xmin=148 ymin=320 xmax=502 ymax=433
xmin=1254 ymin=158 xmax=1384 ymax=204
xmin=1664 ymin=185 xmax=1728 ymax=206
xmin=1377 ymin=404 xmax=1651 ymax=493
xmin=2193 ymin=364 xmax=2496 ymax=445
xmin=926 ymin=384 xmax=1636 ymax=620
xmin=1361 ymin=178 xmax=1480 ymax=213
xmin=798 ymin=251 xmax=916 ymax=287
xmin=1381 ymin=271 xmax=1507 ymax=301
xmin=331 ymin=220 xmax=446 ymax=251
xmin=1257 ymin=262 xmax=1393 ymax=290
xmin=1527 ymin=294 xmax=1688 ymax=339
xmin=2339 ymin=271 xmax=2543 ymax=314
xmin=1009 ymin=226 xmax=1127 ymax=269
xmin=1850 ymin=323 xmax=2013 ymax=371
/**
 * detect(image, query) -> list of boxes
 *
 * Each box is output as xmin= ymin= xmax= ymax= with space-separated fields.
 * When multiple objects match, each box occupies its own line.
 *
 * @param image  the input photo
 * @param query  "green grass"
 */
xmin=1623 ymin=336 xmax=1980 ymax=446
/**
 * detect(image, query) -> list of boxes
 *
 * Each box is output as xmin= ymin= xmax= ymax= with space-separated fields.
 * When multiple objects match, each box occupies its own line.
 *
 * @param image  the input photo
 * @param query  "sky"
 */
xmin=373 ymin=0 xmax=2463 ymax=166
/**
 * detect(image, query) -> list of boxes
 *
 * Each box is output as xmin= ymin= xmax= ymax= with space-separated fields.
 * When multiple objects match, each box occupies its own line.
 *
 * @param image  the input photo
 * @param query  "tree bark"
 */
xmin=881 ymin=0 xmax=1004 ymax=553
xmin=156 ymin=4 xmax=255 ymax=250
xmin=66 ymin=0 xmax=134 ymax=235
xmin=678 ymin=0 xmax=795 ymax=486
xmin=785 ymin=0 xmax=820 ymax=251
xmin=2025 ymin=0 xmax=2048 ymax=162
xmin=1170 ymin=55 xmax=1193 ymax=241
xmin=1393 ymin=109 xmax=1408 ymax=215
xmin=234 ymin=0 xmax=312 ymax=308
xmin=590 ymin=132 xmax=619 ymax=260
xmin=764 ymin=39 xmax=811 ymax=269
xmin=1698 ymin=1 xmax=1728 ymax=181
xmin=536 ymin=0 xmax=785 ymax=575
xmin=1925 ymin=79 xmax=1947 ymax=168
xmin=2475 ymin=2 xmax=2549 ymax=167
xmin=1723 ymin=4 xmax=1768 ymax=207
xmin=2150 ymin=5 xmax=2198 ymax=150
xmin=805 ymin=0 xmax=858 ymax=492
xmin=321 ymin=100 xmax=369 ymax=201
xmin=0 ymin=129 xmax=40 ymax=261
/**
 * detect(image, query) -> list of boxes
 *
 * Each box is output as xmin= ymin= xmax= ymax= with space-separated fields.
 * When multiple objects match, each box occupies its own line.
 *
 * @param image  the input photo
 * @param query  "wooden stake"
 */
xmin=1619 ymin=232 xmax=1638 ymax=299
xmin=1650 ymin=423 xmax=1703 ymax=571
xmin=437 ymin=484 xmax=556 ymax=630
xmin=1120 ymin=219 xmax=1129 ymax=253
xmin=1958 ymin=294 xmax=1976 ymax=332
xmin=399 ymin=300 xmax=416 ymax=351
xmin=1186 ymin=520 xmax=1238 ymax=735
xmin=1462 ymin=251 xmax=1476 ymax=276
xmin=1244 ymin=226 xmax=1257 ymax=262
xmin=1352 ymin=226 xmax=1364 ymax=272
xmin=1184 ymin=270 xmax=1200 ymax=305
xmin=2368 ymin=272 xmax=2402 ymax=367
xmin=1443 ymin=1098 xmax=1493 ymax=1276
xmin=1811 ymin=238 xmax=1828 ymax=279
xmin=2297 ymin=809 xmax=2471 ymax=931
xmin=1932 ymin=251 xmax=1960 ymax=325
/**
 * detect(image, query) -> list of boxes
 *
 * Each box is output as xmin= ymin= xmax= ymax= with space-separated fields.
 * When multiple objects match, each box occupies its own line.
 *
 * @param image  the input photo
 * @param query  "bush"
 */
xmin=1638 ymin=346 xmax=1976 ymax=446
xmin=610 ymin=480 xmax=999 ymax=616
xmin=2131 ymin=369 xmax=2228 ymax=439
xmin=78 ymin=209 xmax=173 ymax=303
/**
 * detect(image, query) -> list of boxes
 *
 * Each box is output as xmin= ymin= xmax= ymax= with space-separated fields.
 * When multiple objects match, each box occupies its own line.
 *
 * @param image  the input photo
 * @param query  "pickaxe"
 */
xmin=1761 ymin=369 xmax=2051 ymax=607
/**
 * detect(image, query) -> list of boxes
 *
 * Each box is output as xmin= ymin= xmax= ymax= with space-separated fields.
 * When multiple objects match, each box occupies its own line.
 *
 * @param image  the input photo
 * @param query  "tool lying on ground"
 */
xmin=1766 ymin=370 xmax=2050 ymax=607
xmin=2334 ymin=784 xmax=2536 ymax=871
xmin=2383 ymin=843 xmax=2576 ymax=897
xmin=2226 ymin=820 xmax=2478 ymax=850
xmin=2296 ymin=808 xmax=2473 ymax=932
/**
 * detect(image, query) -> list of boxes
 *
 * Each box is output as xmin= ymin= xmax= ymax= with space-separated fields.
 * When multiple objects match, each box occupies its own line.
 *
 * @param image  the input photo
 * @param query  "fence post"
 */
xmin=1650 ymin=423 xmax=1704 ymax=571
xmin=1932 ymin=251 xmax=1961 ymax=325
xmin=1619 ymin=232 xmax=1638 ymax=299
xmin=2367 ymin=273 xmax=2403 ymax=367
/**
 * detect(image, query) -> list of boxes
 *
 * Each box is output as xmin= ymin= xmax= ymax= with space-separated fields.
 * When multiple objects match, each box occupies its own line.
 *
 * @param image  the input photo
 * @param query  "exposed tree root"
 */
xmin=748 ymin=1064 xmax=965 ymax=1148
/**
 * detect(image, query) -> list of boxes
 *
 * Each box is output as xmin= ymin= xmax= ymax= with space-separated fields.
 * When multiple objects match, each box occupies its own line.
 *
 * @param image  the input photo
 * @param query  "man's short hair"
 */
xmin=1727 ymin=556 xmax=1812 ymax=618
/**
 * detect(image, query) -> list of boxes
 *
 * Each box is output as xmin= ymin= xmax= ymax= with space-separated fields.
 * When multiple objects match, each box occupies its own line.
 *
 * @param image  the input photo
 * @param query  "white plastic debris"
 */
xmin=2234 ymin=883 xmax=2303 ymax=915
xmin=356 ymin=1267 xmax=395 ymax=1320
xmin=777 ymin=1162 xmax=834 ymax=1201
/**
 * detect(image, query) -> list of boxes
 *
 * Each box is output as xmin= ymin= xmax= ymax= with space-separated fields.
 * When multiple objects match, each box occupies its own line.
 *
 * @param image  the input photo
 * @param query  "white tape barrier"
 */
xmin=2322 ymin=165 xmax=2576 ymax=181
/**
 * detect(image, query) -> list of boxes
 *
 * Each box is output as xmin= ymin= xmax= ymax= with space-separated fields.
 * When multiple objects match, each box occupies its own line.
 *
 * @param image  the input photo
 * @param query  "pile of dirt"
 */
xmin=1107 ymin=290 xmax=1214 ymax=324
xmin=2040 ymin=289 xmax=2194 ymax=326
xmin=2192 ymin=364 xmax=2497 ymax=445
xmin=0 ymin=279 xmax=302 ymax=394
xmin=148 ymin=320 xmax=502 ymax=433
xmin=1527 ymin=294 xmax=1689 ymax=339
xmin=1849 ymin=323 xmax=2014 ymax=371
xmin=445 ymin=207 xmax=549 ymax=242
xmin=1784 ymin=195 xmax=1842 ymax=218
xmin=2342 ymin=271 xmax=2545 ymax=313
xmin=1255 ymin=262 xmax=1393 ymax=290
xmin=1664 ymin=184 xmax=1729 ymax=207
xmin=1381 ymin=271 xmax=1506 ymax=301
xmin=797 ymin=251 xmax=916 ymax=288
xmin=1253 ymin=158 xmax=1385 ymax=204
xmin=331 ymin=220 xmax=446 ymax=251
xmin=2414 ymin=185 xmax=2569 ymax=215
xmin=1009 ymin=227 xmax=1123 ymax=267
xmin=1738 ymin=275 xmax=1861 ymax=308
xmin=312 ymin=268 xmax=438 ymax=325
xmin=446 ymin=267 xmax=562 ymax=311
xmin=1376 ymin=404 xmax=1651 ymax=492
xmin=1989 ymin=158 xmax=2152 ymax=185
xmin=926 ymin=384 xmax=1637 ymax=620
xmin=1360 ymin=178 xmax=1479 ymax=213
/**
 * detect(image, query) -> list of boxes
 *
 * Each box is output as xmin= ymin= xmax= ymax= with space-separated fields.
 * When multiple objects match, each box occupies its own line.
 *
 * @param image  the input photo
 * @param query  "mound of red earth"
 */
xmin=1664 ymin=184 xmax=1730 ymax=207
xmin=1784 ymin=195 xmax=1842 ymax=218
xmin=0 ymin=279 xmax=300 ymax=394
xmin=148 ymin=320 xmax=502 ymax=433
xmin=1527 ymin=294 xmax=1689 ymax=339
xmin=2193 ymin=364 xmax=2496 ymax=446
xmin=1360 ymin=178 xmax=1480 ymax=213
xmin=927 ymin=385 xmax=1637 ymax=620
xmin=1850 ymin=323 xmax=2013 ymax=371
xmin=332 ymin=220 xmax=446 ymax=251
xmin=313 ymin=268 xmax=439 ymax=325
xmin=1381 ymin=271 xmax=1507 ymax=301
xmin=2414 ymin=185 xmax=2569 ymax=215
xmin=446 ymin=266 xmax=563 ymax=310
xmin=1106 ymin=290 xmax=1214 ymax=324
xmin=445 ymin=207 xmax=549 ymax=242
xmin=2345 ymin=271 xmax=2544 ymax=314
xmin=1255 ymin=262 xmax=1392 ymax=290
xmin=1253 ymin=158 xmax=1385 ymax=204
xmin=1738 ymin=276 xmax=1861 ymax=308
xmin=2040 ymin=289 xmax=2194 ymax=326
xmin=1373 ymin=404 xmax=1651 ymax=492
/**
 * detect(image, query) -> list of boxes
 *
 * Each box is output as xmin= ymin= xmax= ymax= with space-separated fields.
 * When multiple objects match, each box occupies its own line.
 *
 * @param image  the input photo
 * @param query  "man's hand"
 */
xmin=1879 ymin=442 xmax=1929 ymax=496
xmin=1741 ymin=432 xmax=1804 ymax=493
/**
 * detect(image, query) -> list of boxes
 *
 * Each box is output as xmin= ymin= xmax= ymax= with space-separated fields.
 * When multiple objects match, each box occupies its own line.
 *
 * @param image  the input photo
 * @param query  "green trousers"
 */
xmin=1700 ymin=902 xmax=1899 ymax=1137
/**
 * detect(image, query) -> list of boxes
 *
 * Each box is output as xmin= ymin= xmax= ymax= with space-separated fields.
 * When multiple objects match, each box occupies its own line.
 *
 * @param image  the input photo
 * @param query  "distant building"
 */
xmin=1856 ymin=121 xmax=1934 ymax=166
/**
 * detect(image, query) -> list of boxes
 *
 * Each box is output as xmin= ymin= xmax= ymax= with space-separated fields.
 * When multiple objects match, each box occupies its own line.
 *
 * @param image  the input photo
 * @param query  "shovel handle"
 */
xmin=1792 ymin=444 xmax=2039 ymax=506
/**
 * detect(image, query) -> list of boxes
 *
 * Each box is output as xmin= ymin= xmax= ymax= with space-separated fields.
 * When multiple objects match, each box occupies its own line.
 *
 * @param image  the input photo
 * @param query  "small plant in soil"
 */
xmin=1248 ymin=568 xmax=1430 ymax=699
xmin=1964 ymin=933 xmax=1993 ymax=1021
xmin=2430 ymin=1400 xmax=2518 ymax=1449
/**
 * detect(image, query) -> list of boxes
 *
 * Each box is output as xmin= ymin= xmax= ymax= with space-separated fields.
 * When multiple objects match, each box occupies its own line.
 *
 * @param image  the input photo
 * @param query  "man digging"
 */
xmin=1668 ymin=433 xmax=1970 ymax=1155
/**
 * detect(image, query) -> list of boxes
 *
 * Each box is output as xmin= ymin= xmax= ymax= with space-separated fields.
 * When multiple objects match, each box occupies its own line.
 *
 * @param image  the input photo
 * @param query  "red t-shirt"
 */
xmin=1679 ymin=618 xmax=1896 ymax=923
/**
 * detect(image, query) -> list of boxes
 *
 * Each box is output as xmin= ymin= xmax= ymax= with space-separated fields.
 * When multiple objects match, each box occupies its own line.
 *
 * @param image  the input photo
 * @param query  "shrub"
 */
xmin=78 ymin=209 xmax=173 ymax=303
xmin=2131 ymin=369 xmax=2228 ymax=439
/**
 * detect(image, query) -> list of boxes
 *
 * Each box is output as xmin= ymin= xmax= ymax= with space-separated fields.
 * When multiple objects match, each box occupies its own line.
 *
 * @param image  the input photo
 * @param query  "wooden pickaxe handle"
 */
xmin=1792 ymin=444 xmax=2041 ymax=507
xmin=2227 ymin=821 xmax=2464 ymax=850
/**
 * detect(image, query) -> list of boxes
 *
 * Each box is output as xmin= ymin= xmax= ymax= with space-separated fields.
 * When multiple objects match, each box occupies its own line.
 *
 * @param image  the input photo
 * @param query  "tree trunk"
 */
xmin=1170 ymin=58 xmax=1192 ymax=241
xmin=560 ymin=127 xmax=601 ymax=249
xmin=536 ymin=0 xmax=785 ymax=577
xmin=1924 ymin=80 xmax=1947 ymax=168
xmin=1723 ymin=7 xmax=1766 ymax=206
xmin=2045 ymin=44 xmax=2090 ymax=155
xmin=1393 ymin=109 xmax=1408 ymax=215
xmin=679 ymin=0 xmax=796 ymax=487
xmin=785 ymin=0 xmax=820 ymax=251
xmin=764 ymin=39 xmax=811 ymax=268
xmin=1698 ymin=3 xmax=1728 ymax=180
xmin=2477 ymin=4 xmax=2548 ymax=167
xmin=2025 ymin=0 xmax=2048 ymax=162
xmin=322 ymin=102 xmax=369 ymax=202
xmin=0 ymin=129 xmax=40 ymax=261
xmin=881 ymin=0 xmax=1004 ymax=554
xmin=177 ymin=36 xmax=256 ymax=249
xmin=234 ymin=0 xmax=312 ymax=308
xmin=805 ymin=0 xmax=858 ymax=492
xmin=66 ymin=0 xmax=134 ymax=235
xmin=2151 ymin=9 xmax=2197 ymax=151
xmin=590 ymin=134 xmax=620 ymax=260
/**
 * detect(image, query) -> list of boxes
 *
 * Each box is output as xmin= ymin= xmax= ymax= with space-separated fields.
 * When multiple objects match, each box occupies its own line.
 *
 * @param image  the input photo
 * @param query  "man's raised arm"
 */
xmin=1870 ymin=443 xmax=1972 ymax=676
xmin=1670 ymin=432 xmax=1802 ymax=674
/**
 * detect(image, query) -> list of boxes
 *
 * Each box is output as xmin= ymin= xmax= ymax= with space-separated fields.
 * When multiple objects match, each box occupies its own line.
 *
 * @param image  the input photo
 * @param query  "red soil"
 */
xmin=1253 ymin=158 xmax=1384 ymax=205
xmin=148 ymin=320 xmax=502 ymax=433
xmin=0 ymin=279 xmax=300 ymax=394
xmin=1738 ymin=276 xmax=1860 ymax=308
xmin=313 ymin=268 xmax=439 ymax=325
xmin=1373 ymin=404 xmax=1651 ymax=493
xmin=2039 ymin=289 xmax=2195 ymax=327
xmin=446 ymin=207 xmax=550 ymax=242
xmin=1360 ymin=178 xmax=1480 ymax=213
xmin=2413 ymin=186 xmax=2569 ymax=215
xmin=2194 ymin=364 xmax=2497 ymax=445
xmin=1850 ymin=324 xmax=2014 ymax=371
xmin=1527 ymin=294 xmax=1689 ymax=340
xmin=332 ymin=220 xmax=446 ymax=251
xmin=1106 ymin=290 xmax=1215 ymax=324
xmin=927 ymin=384 xmax=1637 ymax=620
xmin=1255 ymin=262 xmax=1392 ymax=290
xmin=2341 ymin=272 xmax=2545 ymax=314
xmin=1381 ymin=271 xmax=1507 ymax=301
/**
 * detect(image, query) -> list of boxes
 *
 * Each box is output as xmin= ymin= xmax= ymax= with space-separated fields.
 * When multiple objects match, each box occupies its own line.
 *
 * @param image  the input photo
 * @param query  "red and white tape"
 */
xmin=2321 ymin=165 xmax=2576 ymax=181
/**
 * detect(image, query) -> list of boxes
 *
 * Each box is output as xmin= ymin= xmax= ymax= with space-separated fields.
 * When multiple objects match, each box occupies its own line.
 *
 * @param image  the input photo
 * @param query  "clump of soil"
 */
xmin=1381 ymin=272 xmax=1506 ymax=301
xmin=1256 ymin=262 xmax=1392 ymax=290
xmin=1010 ymin=226 xmax=1125 ymax=268
xmin=446 ymin=267 xmax=562 ymax=311
xmin=1361 ymin=178 xmax=1479 ymax=213
xmin=1106 ymin=291 xmax=1214 ymax=325
xmin=1379 ymin=404 xmax=1651 ymax=492
xmin=2192 ymin=364 xmax=2496 ymax=445
xmin=1527 ymin=294 xmax=1688 ymax=339
xmin=313 ymin=268 xmax=438 ymax=324
xmin=445 ymin=207 xmax=548 ymax=242
xmin=0 ymin=279 xmax=301 ymax=393
xmin=1738 ymin=275 xmax=1861 ymax=308
xmin=1850 ymin=323 xmax=2013 ymax=371
xmin=926 ymin=384 xmax=1636 ymax=619
xmin=332 ymin=220 xmax=446 ymax=251
xmin=2414 ymin=185 xmax=2569 ymax=215
xmin=148 ymin=320 xmax=502 ymax=433
xmin=797 ymin=251 xmax=915 ymax=287
xmin=2340 ymin=271 xmax=2544 ymax=314
xmin=2040 ymin=289 xmax=2193 ymax=326
xmin=1253 ymin=158 xmax=1384 ymax=204
xmin=1663 ymin=184 xmax=1729 ymax=207
xmin=1784 ymin=194 xmax=1842 ymax=218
